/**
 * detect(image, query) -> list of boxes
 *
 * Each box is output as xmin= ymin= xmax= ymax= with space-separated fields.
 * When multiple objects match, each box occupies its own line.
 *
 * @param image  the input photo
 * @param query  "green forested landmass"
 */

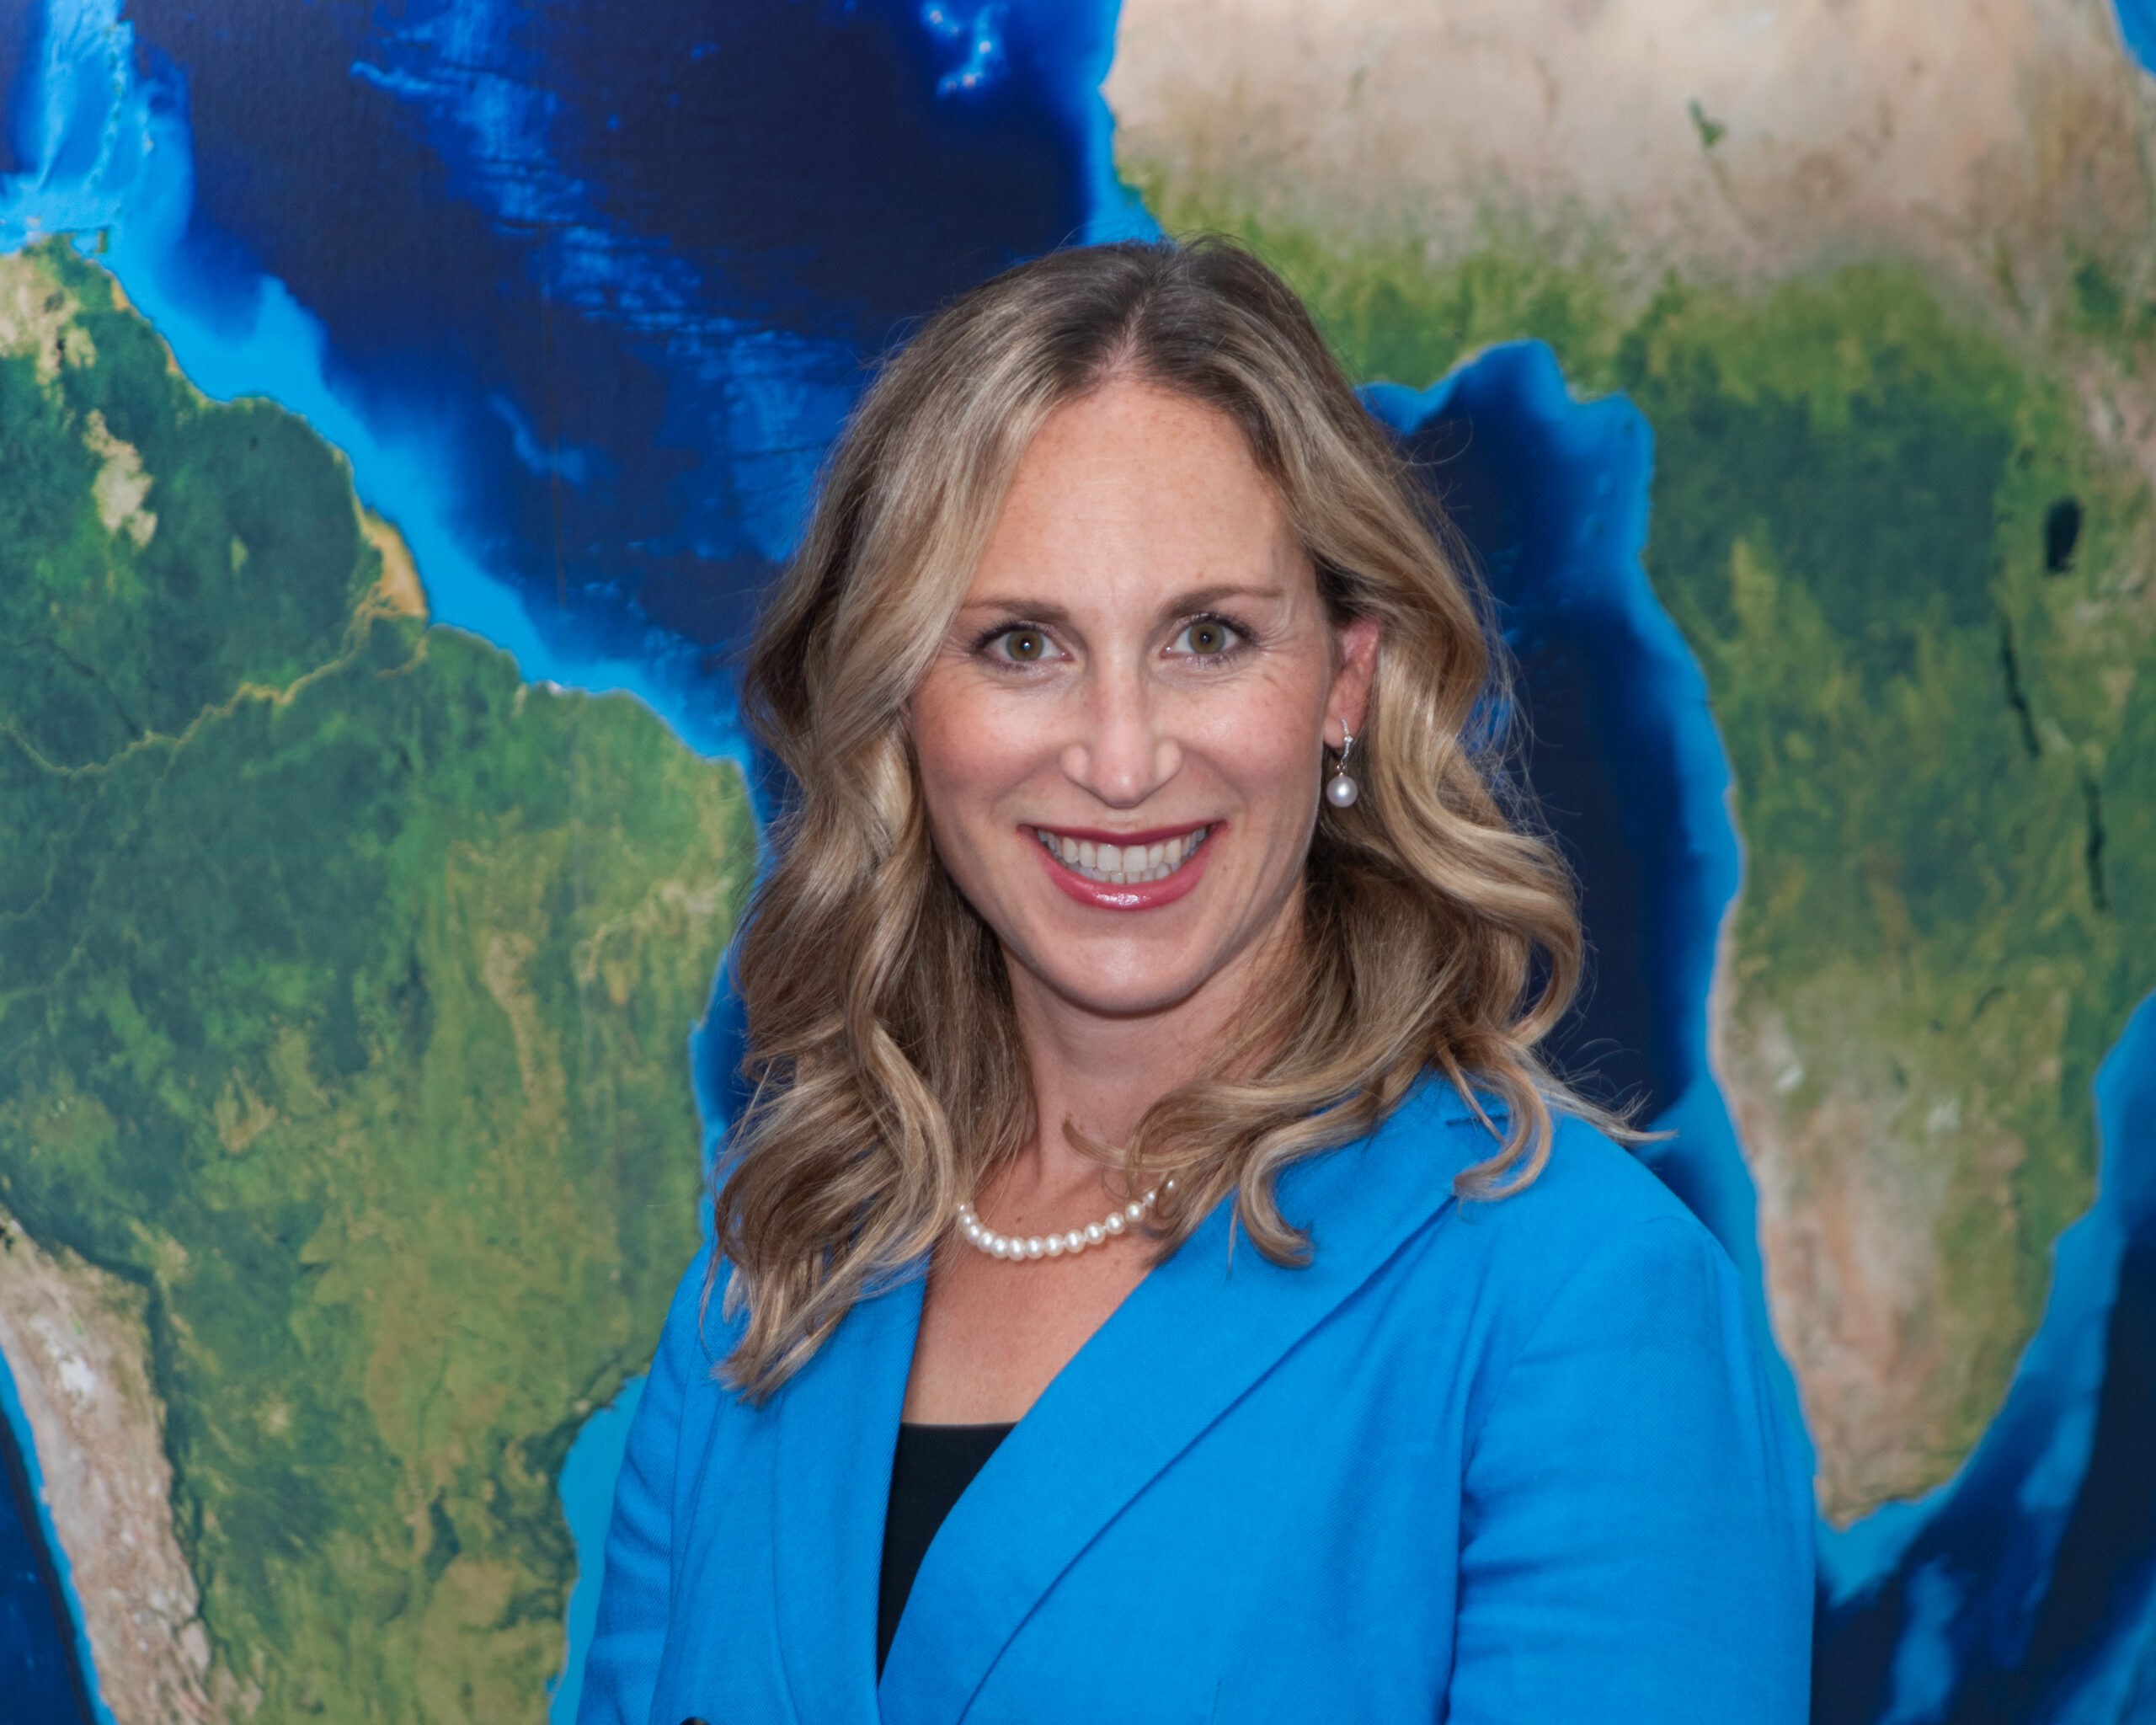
xmin=1614 ymin=269 xmax=2155 ymax=1510
xmin=0 ymin=243 xmax=751 ymax=1715
xmin=1145 ymin=187 xmax=2156 ymax=1514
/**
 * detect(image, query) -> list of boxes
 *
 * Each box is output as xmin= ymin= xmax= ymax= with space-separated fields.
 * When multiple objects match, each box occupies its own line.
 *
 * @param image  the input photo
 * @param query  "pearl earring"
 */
xmin=1326 ymin=725 xmax=1360 ymax=809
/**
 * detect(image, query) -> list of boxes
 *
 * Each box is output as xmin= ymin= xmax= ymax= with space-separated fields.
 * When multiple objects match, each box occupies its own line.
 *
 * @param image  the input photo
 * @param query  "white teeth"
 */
xmin=1036 ymin=825 xmax=1209 ymax=887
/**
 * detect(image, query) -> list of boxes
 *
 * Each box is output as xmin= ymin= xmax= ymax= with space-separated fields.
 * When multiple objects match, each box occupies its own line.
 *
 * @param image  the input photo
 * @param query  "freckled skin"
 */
xmin=904 ymin=379 xmax=1378 ymax=1422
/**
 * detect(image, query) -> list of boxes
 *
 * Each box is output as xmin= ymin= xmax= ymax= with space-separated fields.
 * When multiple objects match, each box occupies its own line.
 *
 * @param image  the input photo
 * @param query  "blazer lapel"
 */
xmin=771 ymin=1269 xmax=924 ymax=1722
xmin=878 ymin=1083 xmax=1494 ymax=1725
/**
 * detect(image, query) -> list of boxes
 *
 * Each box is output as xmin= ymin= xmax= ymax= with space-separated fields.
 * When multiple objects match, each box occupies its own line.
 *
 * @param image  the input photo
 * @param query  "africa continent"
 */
xmin=1108 ymin=0 xmax=2156 ymax=1519
xmin=0 ymin=244 xmax=750 ymax=1718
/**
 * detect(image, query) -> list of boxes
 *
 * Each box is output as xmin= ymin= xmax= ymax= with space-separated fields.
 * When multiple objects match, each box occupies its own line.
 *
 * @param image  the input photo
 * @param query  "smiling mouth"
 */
xmin=1033 ymin=825 xmax=1212 ymax=886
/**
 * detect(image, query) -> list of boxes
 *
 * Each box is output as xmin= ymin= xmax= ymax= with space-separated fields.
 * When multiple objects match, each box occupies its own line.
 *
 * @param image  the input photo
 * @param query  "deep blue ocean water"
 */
xmin=0 ymin=1365 xmax=91 ymax=1725
xmin=0 ymin=2 xmax=2153 ymax=1720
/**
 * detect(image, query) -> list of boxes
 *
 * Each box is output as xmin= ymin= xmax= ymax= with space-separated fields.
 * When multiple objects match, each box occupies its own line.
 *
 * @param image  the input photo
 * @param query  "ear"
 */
xmin=1325 ymin=615 xmax=1382 ymax=750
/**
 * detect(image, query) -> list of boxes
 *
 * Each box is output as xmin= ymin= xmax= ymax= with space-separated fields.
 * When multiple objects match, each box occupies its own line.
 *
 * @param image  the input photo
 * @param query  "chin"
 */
xmin=1022 ymin=943 xmax=1223 ymax=1020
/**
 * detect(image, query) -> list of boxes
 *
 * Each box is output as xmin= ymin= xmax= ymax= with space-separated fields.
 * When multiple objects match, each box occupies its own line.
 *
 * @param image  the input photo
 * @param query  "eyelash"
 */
xmin=970 ymin=613 xmax=1255 ymax=668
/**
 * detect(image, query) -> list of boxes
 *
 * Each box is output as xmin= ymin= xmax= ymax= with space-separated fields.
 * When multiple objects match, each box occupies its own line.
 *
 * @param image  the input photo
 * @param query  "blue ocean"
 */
xmin=0 ymin=3 xmax=2152 ymax=1720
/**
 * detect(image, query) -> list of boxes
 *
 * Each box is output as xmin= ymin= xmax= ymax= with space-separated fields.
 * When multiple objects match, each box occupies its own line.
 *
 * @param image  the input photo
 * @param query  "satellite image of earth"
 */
xmin=1 ymin=1 xmax=2154 ymax=1720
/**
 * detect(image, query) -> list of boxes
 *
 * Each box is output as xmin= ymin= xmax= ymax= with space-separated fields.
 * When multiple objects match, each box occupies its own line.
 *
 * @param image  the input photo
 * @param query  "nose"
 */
xmin=1059 ymin=662 xmax=1182 ymax=809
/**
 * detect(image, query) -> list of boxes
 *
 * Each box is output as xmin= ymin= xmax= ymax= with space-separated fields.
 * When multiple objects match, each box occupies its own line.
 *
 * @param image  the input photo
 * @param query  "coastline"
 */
xmin=0 ymin=1342 xmax=103 ymax=1724
xmin=0 ymin=0 xmax=2142 ymax=1713
xmin=1812 ymin=991 xmax=2156 ymax=1706
xmin=0 ymin=1210 xmax=209 ymax=1724
xmin=1358 ymin=326 xmax=2156 ymax=1707
xmin=548 ymin=1377 xmax=647 ymax=1725
xmin=1363 ymin=339 xmax=1794 ymax=1403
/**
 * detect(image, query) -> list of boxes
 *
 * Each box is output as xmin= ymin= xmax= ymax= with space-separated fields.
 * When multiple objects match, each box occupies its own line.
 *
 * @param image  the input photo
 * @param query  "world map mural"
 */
xmin=1 ymin=1 xmax=2153 ymax=1720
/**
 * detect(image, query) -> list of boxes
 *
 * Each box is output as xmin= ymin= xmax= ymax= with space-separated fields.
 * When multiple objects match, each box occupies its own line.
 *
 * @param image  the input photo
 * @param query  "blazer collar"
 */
xmin=766 ymin=1081 xmax=1499 ymax=1725
xmin=769 ymin=1266 xmax=923 ymax=1722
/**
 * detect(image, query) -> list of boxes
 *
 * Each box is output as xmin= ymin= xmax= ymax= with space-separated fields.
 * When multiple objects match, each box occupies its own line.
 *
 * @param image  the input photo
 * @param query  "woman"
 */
xmin=580 ymin=238 xmax=1813 ymax=1724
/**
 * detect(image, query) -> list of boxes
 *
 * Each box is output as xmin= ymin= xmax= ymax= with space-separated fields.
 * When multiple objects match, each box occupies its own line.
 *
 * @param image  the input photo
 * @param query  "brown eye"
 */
xmin=1001 ymin=628 xmax=1048 ymax=662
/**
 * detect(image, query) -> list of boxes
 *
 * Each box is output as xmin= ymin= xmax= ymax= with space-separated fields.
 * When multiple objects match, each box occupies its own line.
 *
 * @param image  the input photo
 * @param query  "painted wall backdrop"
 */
xmin=0 ymin=0 xmax=2152 ymax=1719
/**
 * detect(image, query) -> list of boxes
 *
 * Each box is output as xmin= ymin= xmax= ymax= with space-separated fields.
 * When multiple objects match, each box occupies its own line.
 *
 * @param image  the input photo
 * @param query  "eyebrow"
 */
xmin=954 ymin=581 xmax=1290 ymax=626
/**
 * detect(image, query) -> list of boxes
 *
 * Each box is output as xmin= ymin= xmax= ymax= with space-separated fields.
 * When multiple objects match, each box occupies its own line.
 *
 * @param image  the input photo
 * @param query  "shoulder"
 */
xmin=1460 ymin=1106 xmax=1711 ymax=1261
xmin=1486 ymin=1109 xmax=1739 ymax=1322
xmin=647 ymin=1240 xmax=750 ymax=1404
xmin=1414 ymin=1111 xmax=1817 ymax=1718
xmin=1373 ymin=1080 xmax=1713 ymax=1269
xmin=1363 ymin=1087 xmax=1755 ymax=1392
xmin=1475 ymin=1113 xmax=1750 ymax=1349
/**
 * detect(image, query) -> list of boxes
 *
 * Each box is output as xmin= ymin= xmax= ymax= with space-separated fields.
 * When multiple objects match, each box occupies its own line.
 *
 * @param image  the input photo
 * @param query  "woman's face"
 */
xmin=910 ymin=377 xmax=1379 ymax=1021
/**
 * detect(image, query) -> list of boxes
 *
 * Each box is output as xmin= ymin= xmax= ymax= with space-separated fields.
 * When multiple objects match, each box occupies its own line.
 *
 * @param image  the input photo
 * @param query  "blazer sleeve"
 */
xmin=1445 ymin=1211 xmax=1815 ymax=1724
xmin=578 ymin=1244 xmax=715 ymax=1725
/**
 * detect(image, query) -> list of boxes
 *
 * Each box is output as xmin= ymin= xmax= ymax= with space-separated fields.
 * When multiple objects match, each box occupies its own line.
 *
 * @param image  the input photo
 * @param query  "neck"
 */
xmin=997 ymin=901 xmax=1300 ymax=1204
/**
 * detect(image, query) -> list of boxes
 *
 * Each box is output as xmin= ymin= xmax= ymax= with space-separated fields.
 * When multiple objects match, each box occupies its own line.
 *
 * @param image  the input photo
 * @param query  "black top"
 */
xmin=877 ymin=1420 xmax=1013 ymax=1674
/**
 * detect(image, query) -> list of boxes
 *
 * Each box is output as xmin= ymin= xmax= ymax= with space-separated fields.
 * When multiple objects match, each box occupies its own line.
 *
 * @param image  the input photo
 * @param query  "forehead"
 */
xmin=967 ymin=379 xmax=1303 ymax=598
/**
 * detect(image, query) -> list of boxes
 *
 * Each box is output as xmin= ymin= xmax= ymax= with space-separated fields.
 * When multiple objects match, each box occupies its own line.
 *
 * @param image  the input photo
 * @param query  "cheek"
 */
xmin=1187 ymin=684 xmax=1323 ymax=822
xmin=910 ymin=676 xmax=1037 ymax=842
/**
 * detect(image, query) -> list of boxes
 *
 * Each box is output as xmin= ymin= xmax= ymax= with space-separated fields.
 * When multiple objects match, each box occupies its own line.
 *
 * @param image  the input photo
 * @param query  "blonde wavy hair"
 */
xmin=716 ymin=237 xmax=1595 ymax=1396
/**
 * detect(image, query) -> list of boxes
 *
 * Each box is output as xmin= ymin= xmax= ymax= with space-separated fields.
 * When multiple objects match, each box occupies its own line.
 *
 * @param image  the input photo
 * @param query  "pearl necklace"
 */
xmin=955 ymin=1180 xmax=1174 ymax=1263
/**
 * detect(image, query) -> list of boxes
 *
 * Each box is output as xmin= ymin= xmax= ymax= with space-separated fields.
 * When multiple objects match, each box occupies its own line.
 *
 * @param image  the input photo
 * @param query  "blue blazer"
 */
xmin=580 ymin=1084 xmax=1815 ymax=1724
